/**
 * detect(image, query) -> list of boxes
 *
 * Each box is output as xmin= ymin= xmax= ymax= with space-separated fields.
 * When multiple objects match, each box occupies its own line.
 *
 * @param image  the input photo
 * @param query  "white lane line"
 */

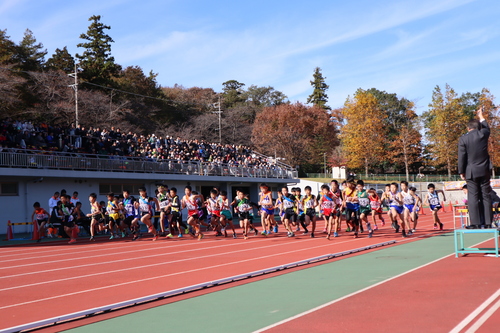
xmin=450 ymin=288 xmax=500 ymax=333
xmin=0 ymin=239 xmax=362 ymax=310
xmin=464 ymin=298 xmax=500 ymax=333
xmin=253 ymin=237 xmax=494 ymax=333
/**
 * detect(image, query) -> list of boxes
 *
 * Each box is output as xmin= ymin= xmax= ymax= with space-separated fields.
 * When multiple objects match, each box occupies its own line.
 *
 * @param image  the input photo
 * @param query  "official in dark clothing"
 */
xmin=458 ymin=107 xmax=492 ymax=227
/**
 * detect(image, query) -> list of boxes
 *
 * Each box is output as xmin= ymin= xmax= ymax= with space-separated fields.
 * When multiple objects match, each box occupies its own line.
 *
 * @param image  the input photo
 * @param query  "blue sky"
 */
xmin=1 ymin=0 xmax=499 ymax=112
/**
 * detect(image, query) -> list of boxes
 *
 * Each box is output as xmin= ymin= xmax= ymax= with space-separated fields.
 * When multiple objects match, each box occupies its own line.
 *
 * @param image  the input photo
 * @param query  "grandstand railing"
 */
xmin=0 ymin=149 xmax=298 ymax=179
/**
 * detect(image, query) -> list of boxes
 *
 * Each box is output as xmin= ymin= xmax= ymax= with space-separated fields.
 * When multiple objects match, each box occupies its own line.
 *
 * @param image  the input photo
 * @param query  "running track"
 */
xmin=0 ymin=211 xmax=498 ymax=332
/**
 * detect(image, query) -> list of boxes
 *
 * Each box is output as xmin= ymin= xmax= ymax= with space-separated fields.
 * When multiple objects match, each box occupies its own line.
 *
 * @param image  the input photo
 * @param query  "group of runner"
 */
xmin=32 ymin=180 xmax=447 ymax=244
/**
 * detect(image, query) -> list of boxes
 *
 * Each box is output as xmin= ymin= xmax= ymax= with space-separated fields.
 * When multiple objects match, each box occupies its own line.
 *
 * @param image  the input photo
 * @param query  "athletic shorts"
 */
xmin=284 ymin=208 xmax=296 ymax=221
xmin=430 ymin=204 xmax=441 ymax=211
xmin=188 ymin=210 xmax=199 ymax=219
xmin=62 ymin=216 xmax=75 ymax=228
xmin=122 ymin=216 xmax=135 ymax=227
xmin=306 ymin=208 xmax=316 ymax=218
xmin=391 ymin=205 xmax=404 ymax=215
xmin=323 ymin=209 xmax=335 ymax=218
xmin=171 ymin=211 xmax=182 ymax=223
xmin=221 ymin=210 xmax=233 ymax=220
xmin=141 ymin=212 xmax=150 ymax=217
xmin=261 ymin=207 xmax=274 ymax=215
xmin=345 ymin=208 xmax=358 ymax=221
xmin=238 ymin=212 xmax=250 ymax=220
xmin=357 ymin=208 xmax=371 ymax=216
xmin=211 ymin=210 xmax=221 ymax=218
xmin=36 ymin=218 xmax=48 ymax=226
xmin=404 ymin=204 xmax=415 ymax=212
xmin=298 ymin=213 xmax=305 ymax=222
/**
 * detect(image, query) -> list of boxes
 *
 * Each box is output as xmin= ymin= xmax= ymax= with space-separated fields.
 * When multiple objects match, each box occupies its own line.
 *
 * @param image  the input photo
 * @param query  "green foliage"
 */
xmin=0 ymin=29 xmax=16 ymax=64
xmin=14 ymin=29 xmax=47 ymax=72
xmin=46 ymin=47 xmax=75 ymax=73
xmin=307 ymin=67 xmax=330 ymax=110
xmin=76 ymin=15 xmax=120 ymax=86
xmin=222 ymin=80 xmax=246 ymax=108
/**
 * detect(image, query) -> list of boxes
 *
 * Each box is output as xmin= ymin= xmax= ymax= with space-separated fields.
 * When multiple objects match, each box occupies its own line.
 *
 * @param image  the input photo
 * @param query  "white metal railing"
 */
xmin=0 ymin=149 xmax=298 ymax=179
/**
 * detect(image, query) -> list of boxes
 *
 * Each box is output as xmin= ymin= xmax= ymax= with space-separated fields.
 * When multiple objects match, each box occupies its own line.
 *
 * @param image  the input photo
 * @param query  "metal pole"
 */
xmin=74 ymin=64 xmax=79 ymax=127
xmin=218 ymin=96 xmax=222 ymax=144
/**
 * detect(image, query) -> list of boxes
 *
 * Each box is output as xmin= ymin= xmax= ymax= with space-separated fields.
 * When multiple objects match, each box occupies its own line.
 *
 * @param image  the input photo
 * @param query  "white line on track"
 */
xmin=252 ymin=237 xmax=495 ymax=333
xmin=0 ymin=238 xmax=367 ymax=310
xmin=449 ymin=288 xmax=500 ymax=333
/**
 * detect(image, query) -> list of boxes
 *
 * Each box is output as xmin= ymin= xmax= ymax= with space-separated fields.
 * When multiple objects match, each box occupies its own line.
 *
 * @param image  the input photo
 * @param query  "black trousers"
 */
xmin=467 ymin=176 xmax=492 ymax=226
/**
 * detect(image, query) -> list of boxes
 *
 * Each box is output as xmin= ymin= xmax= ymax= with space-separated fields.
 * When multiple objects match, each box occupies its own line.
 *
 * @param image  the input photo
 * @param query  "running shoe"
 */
xmin=354 ymin=232 xmax=359 ymax=238
xmin=310 ymin=232 xmax=315 ymax=238
xmin=296 ymin=226 xmax=300 ymax=232
xmin=374 ymin=225 xmax=378 ymax=230
xmin=346 ymin=227 xmax=351 ymax=232
xmin=402 ymin=230 xmax=407 ymax=238
xmin=198 ymin=233 xmax=204 ymax=241
xmin=254 ymin=229 xmax=259 ymax=236
xmin=368 ymin=230 xmax=373 ymax=238
xmin=302 ymin=231 xmax=309 ymax=235
xmin=166 ymin=233 xmax=174 ymax=239
xmin=160 ymin=232 xmax=166 ymax=237
xmin=439 ymin=223 xmax=444 ymax=231
xmin=148 ymin=226 xmax=154 ymax=233
xmin=121 ymin=231 xmax=126 ymax=238
xmin=360 ymin=227 xmax=364 ymax=233
xmin=334 ymin=232 xmax=339 ymax=237
xmin=178 ymin=233 xmax=183 ymax=238
xmin=68 ymin=239 xmax=76 ymax=244
xmin=381 ymin=218 xmax=385 ymax=226
xmin=322 ymin=228 xmax=327 ymax=234
xmin=153 ymin=234 xmax=159 ymax=241
xmin=391 ymin=222 xmax=396 ymax=229
xmin=90 ymin=236 xmax=95 ymax=241
xmin=233 ymin=233 xmax=237 ymax=239
xmin=326 ymin=234 xmax=330 ymax=240
xmin=185 ymin=227 xmax=190 ymax=234
xmin=433 ymin=223 xmax=438 ymax=230
xmin=407 ymin=230 xmax=413 ymax=236
xmin=395 ymin=224 xmax=400 ymax=233
xmin=274 ymin=225 xmax=278 ymax=233
xmin=244 ymin=234 xmax=248 ymax=240
xmin=261 ymin=230 xmax=267 ymax=236
xmin=216 ymin=231 xmax=223 ymax=237
xmin=411 ymin=229 xmax=416 ymax=233
xmin=109 ymin=235 xmax=115 ymax=240
xmin=290 ymin=232 xmax=295 ymax=237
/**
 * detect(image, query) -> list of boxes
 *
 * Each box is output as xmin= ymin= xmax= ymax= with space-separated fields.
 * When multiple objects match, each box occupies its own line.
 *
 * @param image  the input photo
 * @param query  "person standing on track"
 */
xmin=458 ymin=105 xmax=493 ymax=228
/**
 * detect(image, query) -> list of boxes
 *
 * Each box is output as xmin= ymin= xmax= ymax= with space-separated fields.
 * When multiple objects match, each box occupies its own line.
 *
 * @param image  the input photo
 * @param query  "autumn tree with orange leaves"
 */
xmin=423 ymin=84 xmax=469 ymax=178
xmin=340 ymin=89 xmax=387 ymax=177
xmin=477 ymin=88 xmax=500 ymax=177
xmin=251 ymin=102 xmax=338 ymax=168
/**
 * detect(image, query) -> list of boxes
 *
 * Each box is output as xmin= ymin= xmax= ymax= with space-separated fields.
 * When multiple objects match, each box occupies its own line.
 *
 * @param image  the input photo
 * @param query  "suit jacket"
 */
xmin=458 ymin=120 xmax=491 ymax=179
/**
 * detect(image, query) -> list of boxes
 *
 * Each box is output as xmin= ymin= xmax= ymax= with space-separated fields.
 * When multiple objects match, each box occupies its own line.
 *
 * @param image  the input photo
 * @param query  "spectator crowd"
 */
xmin=0 ymin=119 xmax=287 ymax=170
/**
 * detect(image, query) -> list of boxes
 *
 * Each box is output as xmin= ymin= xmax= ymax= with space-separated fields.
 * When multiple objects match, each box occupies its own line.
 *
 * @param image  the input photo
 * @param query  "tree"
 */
xmin=388 ymin=102 xmax=422 ymax=180
xmin=252 ymin=102 xmax=337 ymax=167
xmin=423 ymin=84 xmax=468 ymax=178
xmin=478 ymin=88 xmax=499 ymax=177
xmin=243 ymin=85 xmax=288 ymax=107
xmin=0 ymin=29 xmax=16 ymax=64
xmin=14 ymin=29 xmax=47 ymax=72
xmin=76 ymin=15 xmax=120 ymax=85
xmin=222 ymin=80 xmax=245 ymax=108
xmin=307 ymin=67 xmax=329 ymax=110
xmin=46 ymin=47 xmax=75 ymax=73
xmin=340 ymin=89 xmax=387 ymax=177
xmin=0 ymin=65 xmax=26 ymax=116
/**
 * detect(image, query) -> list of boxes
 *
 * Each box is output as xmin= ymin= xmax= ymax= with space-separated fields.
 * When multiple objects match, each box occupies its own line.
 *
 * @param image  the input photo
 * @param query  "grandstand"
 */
xmin=0 ymin=119 xmax=298 ymax=235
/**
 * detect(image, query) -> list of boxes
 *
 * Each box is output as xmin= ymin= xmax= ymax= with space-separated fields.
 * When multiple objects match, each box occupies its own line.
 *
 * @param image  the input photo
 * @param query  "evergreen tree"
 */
xmin=14 ymin=29 xmax=47 ymax=71
xmin=76 ymin=15 xmax=120 ymax=85
xmin=307 ymin=67 xmax=330 ymax=110
xmin=0 ymin=29 xmax=16 ymax=64
xmin=222 ymin=80 xmax=245 ymax=108
xmin=46 ymin=46 xmax=75 ymax=73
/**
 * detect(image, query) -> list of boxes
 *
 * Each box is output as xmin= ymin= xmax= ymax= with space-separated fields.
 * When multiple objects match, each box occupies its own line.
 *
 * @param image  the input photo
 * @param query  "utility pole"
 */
xmin=68 ymin=64 xmax=79 ymax=127
xmin=212 ymin=95 xmax=222 ymax=144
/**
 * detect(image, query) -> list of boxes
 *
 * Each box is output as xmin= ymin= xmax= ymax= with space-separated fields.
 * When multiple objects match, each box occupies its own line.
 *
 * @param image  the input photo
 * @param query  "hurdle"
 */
xmin=6 ymin=220 xmax=34 ymax=241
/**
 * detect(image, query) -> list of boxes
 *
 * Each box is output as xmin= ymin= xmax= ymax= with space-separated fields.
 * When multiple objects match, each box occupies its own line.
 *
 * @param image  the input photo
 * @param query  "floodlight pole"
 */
xmin=212 ymin=95 xmax=223 ymax=144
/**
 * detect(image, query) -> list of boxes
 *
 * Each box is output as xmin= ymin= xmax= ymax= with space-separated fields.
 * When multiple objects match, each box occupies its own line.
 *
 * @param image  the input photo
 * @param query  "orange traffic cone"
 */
xmin=449 ymin=201 xmax=453 ymax=212
xmin=32 ymin=220 xmax=39 ymax=241
xmin=420 ymin=206 xmax=426 ymax=215
xmin=7 ymin=221 xmax=14 ymax=240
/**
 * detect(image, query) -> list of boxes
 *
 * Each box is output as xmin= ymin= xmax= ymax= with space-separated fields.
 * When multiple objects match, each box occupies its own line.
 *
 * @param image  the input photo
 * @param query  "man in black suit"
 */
xmin=458 ymin=106 xmax=492 ymax=228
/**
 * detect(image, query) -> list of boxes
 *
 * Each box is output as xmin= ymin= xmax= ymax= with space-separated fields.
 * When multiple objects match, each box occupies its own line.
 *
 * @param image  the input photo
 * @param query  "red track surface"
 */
xmin=264 ymin=238 xmax=500 ymax=333
xmin=0 ymin=211 xmax=479 ymax=331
